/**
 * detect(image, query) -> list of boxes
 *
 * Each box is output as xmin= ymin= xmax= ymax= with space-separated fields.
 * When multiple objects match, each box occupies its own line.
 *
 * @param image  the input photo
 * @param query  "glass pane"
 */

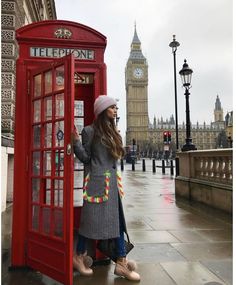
xmin=33 ymin=125 xmax=41 ymax=148
xmin=45 ymin=179 xmax=51 ymax=205
xmin=74 ymin=169 xmax=83 ymax=189
xmin=74 ymin=73 xmax=93 ymax=84
xmin=43 ymin=151 xmax=51 ymax=176
xmin=54 ymin=179 xmax=63 ymax=207
xmin=55 ymin=66 xmax=64 ymax=91
xmin=54 ymin=209 xmax=63 ymax=238
xmin=74 ymin=118 xmax=84 ymax=134
xmin=34 ymin=74 xmax=41 ymax=97
xmin=32 ymin=178 xmax=40 ymax=202
xmin=42 ymin=208 xmax=51 ymax=235
xmin=44 ymin=123 xmax=52 ymax=148
xmin=32 ymin=151 xmax=40 ymax=175
xmin=55 ymin=93 xmax=64 ymax=119
xmin=74 ymin=156 xmax=83 ymax=171
xmin=54 ymin=121 xmax=64 ymax=147
xmin=44 ymin=96 xmax=52 ymax=121
xmin=45 ymin=71 xmax=52 ymax=94
xmin=55 ymin=150 xmax=64 ymax=177
xmin=32 ymin=205 xmax=39 ymax=231
xmin=74 ymin=100 xmax=84 ymax=116
xmin=74 ymin=189 xmax=83 ymax=207
xmin=33 ymin=100 xmax=41 ymax=123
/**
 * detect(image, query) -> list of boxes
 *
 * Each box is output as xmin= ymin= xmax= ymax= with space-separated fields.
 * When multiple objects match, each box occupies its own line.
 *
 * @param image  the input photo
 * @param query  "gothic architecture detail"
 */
xmin=148 ymin=95 xmax=227 ymax=153
xmin=212 ymin=95 xmax=225 ymax=130
xmin=125 ymin=25 xmax=149 ymax=149
xmin=1 ymin=0 xmax=56 ymax=137
xmin=214 ymin=95 xmax=223 ymax=121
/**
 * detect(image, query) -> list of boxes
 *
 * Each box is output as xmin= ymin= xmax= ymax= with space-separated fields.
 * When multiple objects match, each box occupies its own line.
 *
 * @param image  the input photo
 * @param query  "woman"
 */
xmin=73 ymin=95 xmax=140 ymax=281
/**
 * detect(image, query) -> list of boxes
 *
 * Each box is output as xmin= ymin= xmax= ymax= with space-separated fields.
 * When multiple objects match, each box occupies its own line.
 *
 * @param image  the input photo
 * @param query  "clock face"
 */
xmin=133 ymin=68 xmax=143 ymax=79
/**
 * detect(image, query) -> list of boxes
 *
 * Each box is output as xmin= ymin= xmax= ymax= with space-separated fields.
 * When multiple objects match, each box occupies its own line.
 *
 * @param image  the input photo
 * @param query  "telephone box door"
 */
xmin=28 ymin=54 xmax=74 ymax=285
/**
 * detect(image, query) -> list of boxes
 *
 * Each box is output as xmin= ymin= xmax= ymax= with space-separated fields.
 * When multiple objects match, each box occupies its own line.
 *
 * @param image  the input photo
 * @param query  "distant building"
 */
xmin=1 ymin=0 xmax=57 ymax=211
xmin=225 ymin=111 xmax=233 ymax=147
xmin=149 ymin=96 xmax=227 ymax=152
xmin=125 ymin=25 xmax=149 ymax=149
xmin=211 ymin=95 xmax=225 ymax=130
xmin=125 ymin=27 xmax=228 ymax=155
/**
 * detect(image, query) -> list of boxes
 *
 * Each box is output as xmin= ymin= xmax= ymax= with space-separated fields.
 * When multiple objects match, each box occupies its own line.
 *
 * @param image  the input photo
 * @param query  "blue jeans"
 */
xmin=77 ymin=209 xmax=126 ymax=257
xmin=76 ymin=232 xmax=126 ymax=257
xmin=76 ymin=233 xmax=87 ymax=254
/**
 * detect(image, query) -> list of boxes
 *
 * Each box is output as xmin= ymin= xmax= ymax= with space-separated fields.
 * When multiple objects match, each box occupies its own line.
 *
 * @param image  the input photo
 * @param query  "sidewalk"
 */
xmin=1 ymin=160 xmax=232 ymax=285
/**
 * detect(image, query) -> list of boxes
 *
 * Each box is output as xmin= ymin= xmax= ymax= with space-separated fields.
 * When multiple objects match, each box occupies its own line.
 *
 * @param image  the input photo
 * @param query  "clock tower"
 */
xmin=125 ymin=25 xmax=149 ymax=150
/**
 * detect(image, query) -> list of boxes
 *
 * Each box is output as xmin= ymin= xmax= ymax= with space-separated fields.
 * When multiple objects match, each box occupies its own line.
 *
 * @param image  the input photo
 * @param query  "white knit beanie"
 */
xmin=94 ymin=95 xmax=117 ymax=117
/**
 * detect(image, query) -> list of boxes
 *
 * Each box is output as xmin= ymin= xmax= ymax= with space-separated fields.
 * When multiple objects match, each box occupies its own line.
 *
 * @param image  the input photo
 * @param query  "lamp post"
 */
xmin=179 ymin=59 xmax=197 ymax=151
xmin=169 ymin=35 xmax=180 ymax=150
xmin=115 ymin=98 xmax=120 ymax=127
xmin=132 ymin=138 xmax=136 ymax=170
xmin=115 ymin=114 xmax=120 ymax=127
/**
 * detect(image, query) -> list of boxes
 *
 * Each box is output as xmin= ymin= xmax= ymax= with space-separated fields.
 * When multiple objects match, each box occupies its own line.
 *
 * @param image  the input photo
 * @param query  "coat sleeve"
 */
xmin=73 ymin=127 xmax=93 ymax=164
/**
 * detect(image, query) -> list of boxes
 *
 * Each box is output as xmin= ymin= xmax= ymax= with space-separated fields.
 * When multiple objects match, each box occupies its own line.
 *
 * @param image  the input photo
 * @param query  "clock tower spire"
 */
xmin=125 ymin=25 xmax=149 ymax=151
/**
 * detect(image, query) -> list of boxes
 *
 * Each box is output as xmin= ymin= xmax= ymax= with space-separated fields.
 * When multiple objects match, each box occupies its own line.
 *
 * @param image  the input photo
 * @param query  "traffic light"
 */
xmin=163 ymin=131 xmax=171 ymax=143
xmin=163 ymin=132 xmax=168 ymax=142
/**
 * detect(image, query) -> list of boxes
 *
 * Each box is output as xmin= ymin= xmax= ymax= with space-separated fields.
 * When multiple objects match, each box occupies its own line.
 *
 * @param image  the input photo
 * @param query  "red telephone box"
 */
xmin=12 ymin=20 xmax=107 ymax=285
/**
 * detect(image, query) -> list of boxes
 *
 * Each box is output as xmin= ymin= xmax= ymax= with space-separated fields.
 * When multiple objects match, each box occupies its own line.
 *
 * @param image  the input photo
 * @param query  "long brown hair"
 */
xmin=93 ymin=111 xmax=125 ymax=160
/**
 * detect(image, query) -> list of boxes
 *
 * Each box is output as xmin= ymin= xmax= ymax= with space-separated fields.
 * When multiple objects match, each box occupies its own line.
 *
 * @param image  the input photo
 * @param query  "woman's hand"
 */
xmin=72 ymin=125 xmax=81 ymax=143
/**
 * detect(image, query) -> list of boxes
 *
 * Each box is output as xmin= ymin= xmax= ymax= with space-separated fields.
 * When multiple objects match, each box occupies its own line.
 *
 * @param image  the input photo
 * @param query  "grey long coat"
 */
xmin=73 ymin=124 xmax=126 ymax=240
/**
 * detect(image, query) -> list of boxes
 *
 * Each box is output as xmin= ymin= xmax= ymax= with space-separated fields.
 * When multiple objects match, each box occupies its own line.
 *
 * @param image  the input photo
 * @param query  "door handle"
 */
xmin=66 ymin=143 xmax=72 ymax=155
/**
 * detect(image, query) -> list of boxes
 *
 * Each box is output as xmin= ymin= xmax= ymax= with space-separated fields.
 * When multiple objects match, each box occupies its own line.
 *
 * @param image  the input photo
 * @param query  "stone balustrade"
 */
xmin=175 ymin=149 xmax=233 ymax=213
xmin=192 ymin=149 xmax=232 ymax=184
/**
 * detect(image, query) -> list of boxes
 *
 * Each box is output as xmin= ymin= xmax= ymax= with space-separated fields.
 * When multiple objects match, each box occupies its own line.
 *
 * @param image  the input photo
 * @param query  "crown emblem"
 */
xmin=54 ymin=28 xmax=72 ymax=39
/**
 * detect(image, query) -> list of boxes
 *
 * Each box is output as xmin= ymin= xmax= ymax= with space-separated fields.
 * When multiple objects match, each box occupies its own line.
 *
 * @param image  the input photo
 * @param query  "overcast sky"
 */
xmin=55 ymin=0 xmax=233 ymax=138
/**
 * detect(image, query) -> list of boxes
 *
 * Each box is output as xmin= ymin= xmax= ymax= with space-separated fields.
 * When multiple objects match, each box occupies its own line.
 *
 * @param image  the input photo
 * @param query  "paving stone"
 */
xmin=200 ymin=259 xmax=232 ymax=285
xmin=169 ymin=230 xmax=209 ymax=242
xmin=129 ymin=230 xmax=180 ymax=243
xmin=160 ymin=261 xmax=227 ymax=285
xmin=127 ymin=243 xmax=186 ymax=263
xmin=126 ymin=219 xmax=153 ymax=231
xmin=170 ymin=242 xmax=232 ymax=261
xmin=197 ymin=229 xmax=232 ymax=242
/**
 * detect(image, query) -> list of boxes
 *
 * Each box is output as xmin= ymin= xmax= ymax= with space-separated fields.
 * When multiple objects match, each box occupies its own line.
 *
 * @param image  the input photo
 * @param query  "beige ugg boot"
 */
xmin=114 ymin=257 xmax=140 ymax=281
xmin=73 ymin=252 xmax=93 ymax=276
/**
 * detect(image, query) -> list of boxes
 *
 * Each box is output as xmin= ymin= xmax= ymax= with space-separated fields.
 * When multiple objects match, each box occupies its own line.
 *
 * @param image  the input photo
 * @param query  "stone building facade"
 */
xmin=148 ymin=96 xmax=226 ymax=156
xmin=225 ymin=111 xmax=233 ymax=147
xmin=125 ymin=26 xmax=149 ymax=149
xmin=1 ymin=0 xmax=56 ymax=137
xmin=1 ymin=0 xmax=56 ymax=211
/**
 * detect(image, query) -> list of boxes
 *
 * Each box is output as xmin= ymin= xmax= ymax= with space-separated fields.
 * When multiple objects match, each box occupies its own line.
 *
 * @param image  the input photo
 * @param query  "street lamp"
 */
xmin=115 ymin=98 xmax=120 ymax=127
xmin=132 ymin=138 xmax=136 ymax=170
xmin=179 ymin=59 xmax=197 ymax=151
xmin=169 ymin=35 xmax=180 ymax=150
xmin=115 ymin=114 xmax=120 ymax=127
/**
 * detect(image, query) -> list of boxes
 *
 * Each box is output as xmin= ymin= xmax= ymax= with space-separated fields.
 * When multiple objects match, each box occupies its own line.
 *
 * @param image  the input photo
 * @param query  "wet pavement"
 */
xmin=1 ymin=159 xmax=232 ymax=285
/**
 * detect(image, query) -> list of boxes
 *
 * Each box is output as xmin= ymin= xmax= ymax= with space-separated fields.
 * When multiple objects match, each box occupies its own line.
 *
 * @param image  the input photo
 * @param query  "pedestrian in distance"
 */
xmin=72 ymin=95 xmax=141 ymax=281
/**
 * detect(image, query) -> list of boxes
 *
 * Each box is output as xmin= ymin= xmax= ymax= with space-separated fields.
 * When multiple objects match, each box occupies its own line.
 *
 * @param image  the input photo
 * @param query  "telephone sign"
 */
xmin=30 ymin=47 xmax=95 ymax=59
